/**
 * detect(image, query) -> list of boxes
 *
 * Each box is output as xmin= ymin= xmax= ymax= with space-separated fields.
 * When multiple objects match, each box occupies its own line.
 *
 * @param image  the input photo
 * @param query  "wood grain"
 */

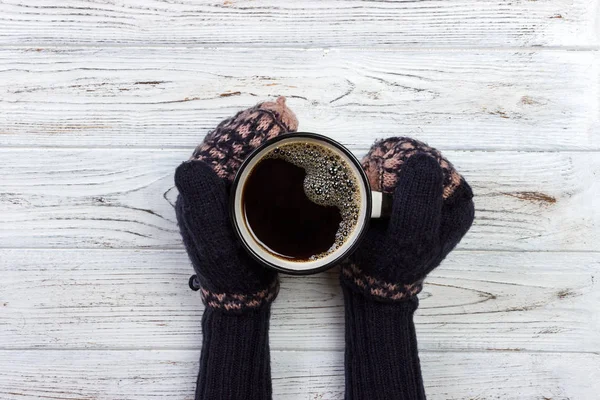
xmin=1 ymin=249 xmax=598 ymax=352
xmin=0 ymin=48 xmax=598 ymax=150
xmin=0 ymin=349 xmax=597 ymax=400
xmin=1 ymin=148 xmax=599 ymax=251
xmin=0 ymin=0 xmax=597 ymax=48
xmin=2 ymin=0 xmax=599 ymax=396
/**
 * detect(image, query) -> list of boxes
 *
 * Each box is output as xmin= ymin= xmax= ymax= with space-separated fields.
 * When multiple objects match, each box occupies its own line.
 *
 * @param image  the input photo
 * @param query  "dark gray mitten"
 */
xmin=341 ymin=137 xmax=475 ymax=400
xmin=175 ymin=97 xmax=298 ymax=400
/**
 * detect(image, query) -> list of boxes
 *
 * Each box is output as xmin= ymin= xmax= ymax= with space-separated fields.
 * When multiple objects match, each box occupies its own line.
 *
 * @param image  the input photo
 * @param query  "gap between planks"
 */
xmin=1 ymin=247 xmax=600 ymax=253
xmin=3 ymin=145 xmax=600 ymax=153
xmin=0 ymin=347 xmax=597 ymax=355
xmin=0 ymin=45 xmax=599 ymax=51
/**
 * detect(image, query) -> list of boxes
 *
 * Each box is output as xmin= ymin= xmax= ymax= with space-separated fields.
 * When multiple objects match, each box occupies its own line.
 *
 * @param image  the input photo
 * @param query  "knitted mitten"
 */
xmin=175 ymin=97 xmax=298 ymax=400
xmin=341 ymin=137 xmax=475 ymax=400
xmin=191 ymin=96 xmax=299 ymax=181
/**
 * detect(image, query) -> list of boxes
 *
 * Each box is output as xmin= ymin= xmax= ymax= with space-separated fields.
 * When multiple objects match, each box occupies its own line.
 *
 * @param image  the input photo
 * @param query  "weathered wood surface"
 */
xmin=0 ymin=48 xmax=598 ymax=150
xmin=1 ymin=249 xmax=598 ymax=353
xmin=1 ymin=148 xmax=598 ymax=251
xmin=1 ymin=0 xmax=597 ymax=48
xmin=2 ymin=0 xmax=600 ymax=397
xmin=0 ymin=350 xmax=598 ymax=400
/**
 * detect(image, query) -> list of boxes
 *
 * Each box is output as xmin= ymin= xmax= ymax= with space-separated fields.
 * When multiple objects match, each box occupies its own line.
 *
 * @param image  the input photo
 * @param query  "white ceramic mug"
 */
xmin=230 ymin=133 xmax=391 ymax=275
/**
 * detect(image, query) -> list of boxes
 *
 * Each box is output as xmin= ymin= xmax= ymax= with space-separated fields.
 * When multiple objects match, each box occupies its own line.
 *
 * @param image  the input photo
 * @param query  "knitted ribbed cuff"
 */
xmin=342 ymin=285 xmax=426 ymax=400
xmin=196 ymin=306 xmax=272 ymax=400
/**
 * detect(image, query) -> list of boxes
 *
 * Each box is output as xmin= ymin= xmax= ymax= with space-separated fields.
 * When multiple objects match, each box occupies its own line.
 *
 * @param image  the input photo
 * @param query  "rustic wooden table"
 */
xmin=1 ymin=1 xmax=599 ymax=399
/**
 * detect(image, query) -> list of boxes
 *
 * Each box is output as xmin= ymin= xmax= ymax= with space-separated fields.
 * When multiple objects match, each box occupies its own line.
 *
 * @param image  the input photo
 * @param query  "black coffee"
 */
xmin=242 ymin=142 xmax=361 ymax=261
xmin=243 ymin=158 xmax=342 ymax=259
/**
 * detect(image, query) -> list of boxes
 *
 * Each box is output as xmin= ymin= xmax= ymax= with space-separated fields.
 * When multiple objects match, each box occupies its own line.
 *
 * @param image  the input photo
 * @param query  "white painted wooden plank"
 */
xmin=1 ymin=149 xmax=599 ymax=251
xmin=0 ymin=0 xmax=597 ymax=48
xmin=1 ymin=249 xmax=598 ymax=352
xmin=0 ymin=48 xmax=598 ymax=150
xmin=0 ymin=349 xmax=597 ymax=400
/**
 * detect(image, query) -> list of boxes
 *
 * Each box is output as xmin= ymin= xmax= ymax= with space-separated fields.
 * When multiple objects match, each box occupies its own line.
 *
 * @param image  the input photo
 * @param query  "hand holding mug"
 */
xmin=342 ymin=137 xmax=475 ymax=300
xmin=340 ymin=137 xmax=475 ymax=400
xmin=175 ymin=97 xmax=298 ymax=310
xmin=175 ymin=98 xmax=299 ymax=400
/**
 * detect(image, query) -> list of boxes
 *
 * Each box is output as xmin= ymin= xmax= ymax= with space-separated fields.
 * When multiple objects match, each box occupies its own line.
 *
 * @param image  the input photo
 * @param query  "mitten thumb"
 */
xmin=174 ymin=160 xmax=231 ymax=260
xmin=387 ymin=153 xmax=444 ymax=244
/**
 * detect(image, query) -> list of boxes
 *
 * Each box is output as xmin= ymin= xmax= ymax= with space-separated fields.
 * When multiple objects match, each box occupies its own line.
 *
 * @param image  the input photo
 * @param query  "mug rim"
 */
xmin=229 ymin=132 xmax=372 ymax=275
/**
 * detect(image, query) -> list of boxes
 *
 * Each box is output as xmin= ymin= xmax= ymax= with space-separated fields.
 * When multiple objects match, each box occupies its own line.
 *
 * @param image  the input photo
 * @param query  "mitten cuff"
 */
xmin=340 ymin=262 xmax=423 ymax=302
xmin=197 ymin=279 xmax=280 ymax=314
xmin=342 ymin=284 xmax=426 ymax=400
xmin=197 ymin=305 xmax=273 ymax=400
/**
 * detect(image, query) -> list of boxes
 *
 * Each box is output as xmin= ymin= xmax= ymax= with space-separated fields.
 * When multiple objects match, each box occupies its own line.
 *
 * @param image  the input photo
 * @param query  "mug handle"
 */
xmin=371 ymin=191 xmax=393 ymax=219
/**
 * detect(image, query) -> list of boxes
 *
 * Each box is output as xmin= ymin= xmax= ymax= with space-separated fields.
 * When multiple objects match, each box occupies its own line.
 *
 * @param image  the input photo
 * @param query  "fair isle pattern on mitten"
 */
xmin=191 ymin=96 xmax=298 ymax=181
xmin=200 ymin=280 xmax=280 ymax=313
xmin=341 ymin=261 xmax=423 ymax=302
xmin=362 ymin=137 xmax=464 ymax=200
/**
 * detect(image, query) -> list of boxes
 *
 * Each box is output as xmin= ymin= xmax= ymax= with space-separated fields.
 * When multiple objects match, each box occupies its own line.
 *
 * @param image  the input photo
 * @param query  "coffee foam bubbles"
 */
xmin=265 ymin=142 xmax=361 ymax=260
